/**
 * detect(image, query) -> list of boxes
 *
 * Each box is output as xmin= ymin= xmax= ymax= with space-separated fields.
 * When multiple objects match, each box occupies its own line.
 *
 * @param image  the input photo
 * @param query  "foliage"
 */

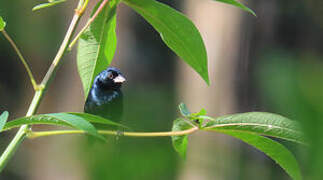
xmin=174 ymin=103 xmax=303 ymax=180
xmin=1 ymin=113 xmax=123 ymax=139
xmin=0 ymin=0 xmax=305 ymax=180
xmin=0 ymin=17 xmax=6 ymax=31
xmin=203 ymin=112 xmax=305 ymax=144
xmin=171 ymin=118 xmax=193 ymax=159
xmin=214 ymin=0 xmax=256 ymax=16
xmin=32 ymin=0 xmax=66 ymax=11
xmin=123 ymin=0 xmax=209 ymax=84
xmin=77 ymin=0 xmax=118 ymax=99
xmin=0 ymin=111 xmax=9 ymax=132
xmin=222 ymin=131 xmax=301 ymax=180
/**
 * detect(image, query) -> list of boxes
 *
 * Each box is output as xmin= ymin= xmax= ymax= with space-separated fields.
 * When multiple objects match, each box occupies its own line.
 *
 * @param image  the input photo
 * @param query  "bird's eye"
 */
xmin=108 ymin=73 xmax=114 ymax=79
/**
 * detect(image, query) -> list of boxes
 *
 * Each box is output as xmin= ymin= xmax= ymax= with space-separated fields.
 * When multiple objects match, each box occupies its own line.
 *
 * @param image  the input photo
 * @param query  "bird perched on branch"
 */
xmin=84 ymin=67 xmax=126 ymax=122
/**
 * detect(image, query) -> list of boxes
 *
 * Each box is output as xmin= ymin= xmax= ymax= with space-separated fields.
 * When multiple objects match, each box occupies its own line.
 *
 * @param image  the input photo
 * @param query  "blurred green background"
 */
xmin=1 ymin=0 xmax=323 ymax=179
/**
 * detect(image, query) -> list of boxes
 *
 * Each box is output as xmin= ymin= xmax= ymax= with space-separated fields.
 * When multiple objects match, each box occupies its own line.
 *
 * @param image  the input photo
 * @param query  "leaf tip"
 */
xmin=247 ymin=9 xmax=257 ymax=17
xmin=0 ymin=111 xmax=9 ymax=132
xmin=1 ymin=111 xmax=9 ymax=120
xmin=179 ymin=103 xmax=191 ymax=117
xmin=0 ymin=16 xmax=6 ymax=31
xmin=204 ymin=76 xmax=210 ymax=86
xmin=3 ymin=111 xmax=9 ymax=117
xmin=199 ymin=68 xmax=210 ymax=86
xmin=213 ymin=0 xmax=256 ymax=17
xmin=32 ymin=7 xmax=39 ymax=12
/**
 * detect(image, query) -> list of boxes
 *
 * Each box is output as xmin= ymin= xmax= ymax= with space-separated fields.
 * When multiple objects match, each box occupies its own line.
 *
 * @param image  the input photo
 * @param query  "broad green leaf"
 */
xmin=213 ymin=0 xmax=256 ymax=16
xmin=203 ymin=112 xmax=305 ymax=144
xmin=2 ymin=113 xmax=122 ymax=131
xmin=2 ymin=113 xmax=124 ymax=140
xmin=222 ymin=131 xmax=302 ymax=180
xmin=122 ymin=0 xmax=209 ymax=85
xmin=49 ymin=113 xmax=104 ymax=139
xmin=77 ymin=0 xmax=118 ymax=99
xmin=0 ymin=111 xmax=9 ymax=131
xmin=171 ymin=118 xmax=194 ymax=159
xmin=69 ymin=112 xmax=127 ymax=129
xmin=3 ymin=114 xmax=68 ymax=130
xmin=0 ymin=16 xmax=6 ymax=31
xmin=32 ymin=0 xmax=66 ymax=11
xmin=4 ymin=113 xmax=103 ymax=140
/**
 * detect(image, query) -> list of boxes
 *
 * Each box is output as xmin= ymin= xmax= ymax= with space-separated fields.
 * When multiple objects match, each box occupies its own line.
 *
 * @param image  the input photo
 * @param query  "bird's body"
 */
xmin=84 ymin=67 xmax=125 ymax=122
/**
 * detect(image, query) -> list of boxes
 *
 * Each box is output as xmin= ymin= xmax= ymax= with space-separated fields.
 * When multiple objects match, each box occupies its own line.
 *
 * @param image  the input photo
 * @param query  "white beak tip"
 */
xmin=113 ymin=75 xmax=126 ymax=83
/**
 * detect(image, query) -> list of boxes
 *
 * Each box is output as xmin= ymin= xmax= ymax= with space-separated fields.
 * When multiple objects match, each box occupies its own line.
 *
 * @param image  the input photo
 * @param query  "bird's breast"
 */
xmin=90 ymin=89 xmax=121 ymax=106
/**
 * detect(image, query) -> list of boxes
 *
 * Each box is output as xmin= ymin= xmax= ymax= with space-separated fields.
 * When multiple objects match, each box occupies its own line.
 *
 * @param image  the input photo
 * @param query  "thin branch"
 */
xmin=77 ymin=0 xmax=89 ymax=15
xmin=41 ymin=13 xmax=81 ymax=88
xmin=1 ymin=30 xmax=39 ymax=90
xmin=0 ymin=1 xmax=85 ymax=172
xmin=68 ymin=0 xmax=109 ymax=50
xmin=27 ymin=127 xmax=199 ymax=139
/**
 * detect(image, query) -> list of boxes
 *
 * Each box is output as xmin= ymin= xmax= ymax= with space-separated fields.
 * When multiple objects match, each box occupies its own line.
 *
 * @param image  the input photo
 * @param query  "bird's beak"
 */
xmin=113 ymin=75 xmax=126 ymax=83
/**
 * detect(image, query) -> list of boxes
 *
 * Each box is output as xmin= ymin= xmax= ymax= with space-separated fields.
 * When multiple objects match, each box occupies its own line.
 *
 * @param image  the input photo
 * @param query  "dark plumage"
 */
xmin=84 ymin=67 xmax=126 ymax=122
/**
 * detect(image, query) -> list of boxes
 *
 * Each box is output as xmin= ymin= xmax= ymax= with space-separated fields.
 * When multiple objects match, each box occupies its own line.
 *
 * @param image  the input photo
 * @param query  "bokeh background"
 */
xmin=0 ymin=0 xmax=323 ymax=179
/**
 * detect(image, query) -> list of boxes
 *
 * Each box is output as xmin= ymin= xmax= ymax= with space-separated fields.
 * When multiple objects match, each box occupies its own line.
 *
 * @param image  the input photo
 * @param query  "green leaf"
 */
xmin=77 ymin=0 xmax=118 ymax=99
xmin=197 ymin=109 xmax=207 ymax=116
xmin=0 ymin=111 xmax=9 ymax=132
xmin=171 ymin=118 xmax=194 ymax=159
xmin=49 ymin=113 xmax=104 ymax=139
xmin=122 ymin=0 xmax=209 ymax=85
xmin=7 ymin=113 xmax=102 ymax=140
xmin=222 ymin=131 xmax=302 ymax=180
xmin=3 ymin=113 xmax=122 ymax=131
xmin=203 ymin=112 xmax=306 ymax=144
xmin=69 ymin=112 xmax=127 ymax=129
xmin=32 ymin=0 xmax=66 ymax=12
xmin=2 ymin=113 xmax=124 ymax=140
xmin=191 ymin=108 xmax=207 ymax=118
xmin=213 ymin=0 xmax=256 ymax=16
xmin=0 ymin=16 xmax=6 ymax=31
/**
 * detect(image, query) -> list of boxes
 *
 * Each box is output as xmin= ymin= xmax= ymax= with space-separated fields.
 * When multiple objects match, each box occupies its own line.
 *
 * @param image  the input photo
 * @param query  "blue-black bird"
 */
xmin=84 ymin=67 xmax=126 ymax=122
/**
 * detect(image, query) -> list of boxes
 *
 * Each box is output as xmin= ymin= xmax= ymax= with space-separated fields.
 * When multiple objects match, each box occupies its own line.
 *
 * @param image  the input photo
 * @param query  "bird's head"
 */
xmin=94 ymin=67 xmax=126 ymax=90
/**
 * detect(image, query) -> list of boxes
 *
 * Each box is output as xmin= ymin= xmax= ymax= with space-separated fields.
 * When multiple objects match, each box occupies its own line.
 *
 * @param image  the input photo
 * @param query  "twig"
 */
xmin=68 ymin=0 xmax=109 ymax=50
xmin=27 ymin=127 xmax=199 ymax=139
xmin=1 ymin=30 xmax=39 ymax=90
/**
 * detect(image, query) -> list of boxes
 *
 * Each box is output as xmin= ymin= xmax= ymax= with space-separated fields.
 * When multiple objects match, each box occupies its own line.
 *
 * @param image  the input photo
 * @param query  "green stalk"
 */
xmin=0 ymin=1 xmax=85 ymax=172
xmin=1 ymin=30 xmax=39 ymax=90
xmin=68 ymin=0 xmax=109 ymax=50
xmin=28 ymin=127 xmax=199 ymax=138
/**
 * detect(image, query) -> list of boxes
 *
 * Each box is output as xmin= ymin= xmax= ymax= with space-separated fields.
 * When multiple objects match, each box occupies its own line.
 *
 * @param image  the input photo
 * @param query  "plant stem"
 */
xmin=28 ymin=127 xmax=199 ymax=139
xmin=68 ymin=0 xmax=109 ymax=50
xmin=1 ymin=30 xmax=39 ymax=90
xmin=40 ymin=11 xmax=81 ymax=88
xmin=78 ymin=0 xmax=89 ymax=14
xmin=0 ymin=1 xmax=84 ymax=172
